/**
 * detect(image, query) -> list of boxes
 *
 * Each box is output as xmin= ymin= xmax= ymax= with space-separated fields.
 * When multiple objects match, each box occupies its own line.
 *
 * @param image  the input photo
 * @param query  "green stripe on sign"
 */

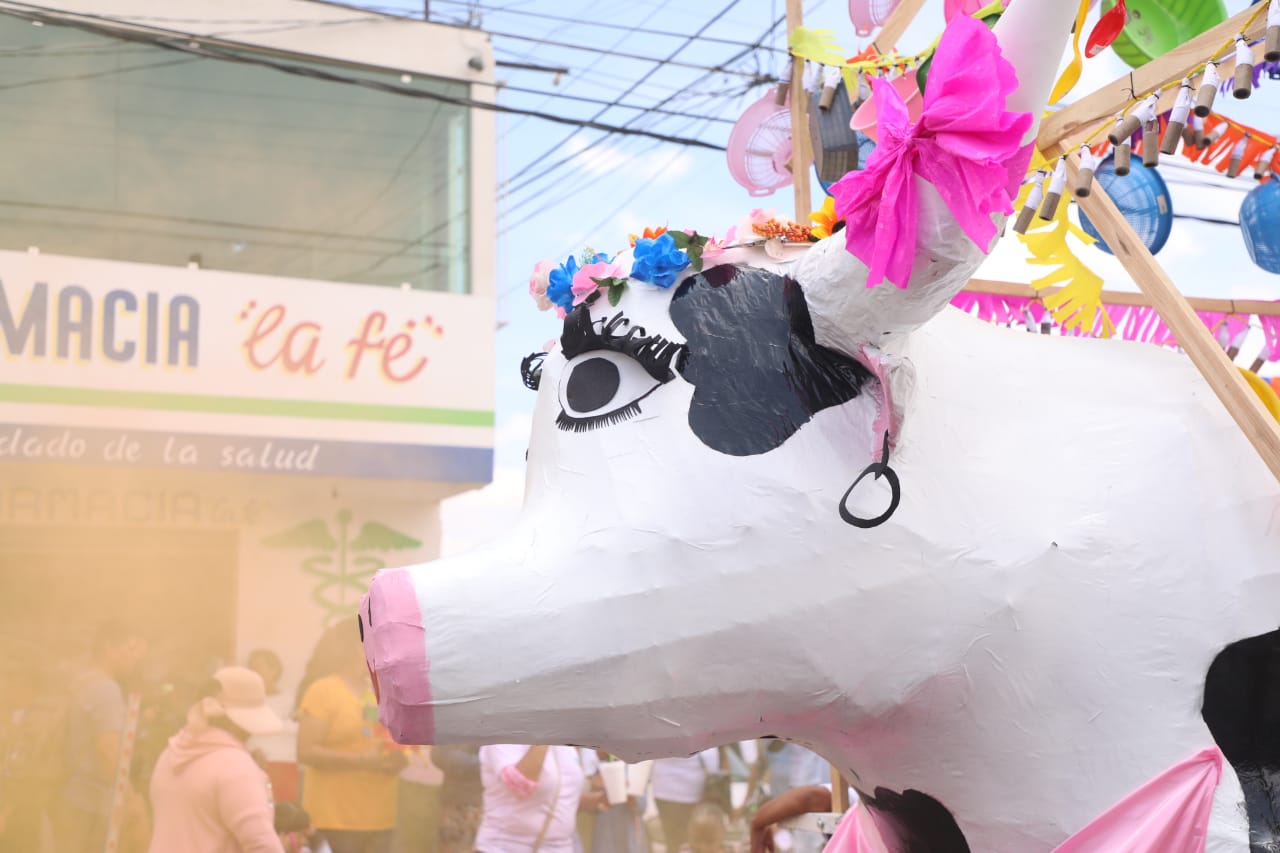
xmin=0 ymin=383 xmax=493 ymax=427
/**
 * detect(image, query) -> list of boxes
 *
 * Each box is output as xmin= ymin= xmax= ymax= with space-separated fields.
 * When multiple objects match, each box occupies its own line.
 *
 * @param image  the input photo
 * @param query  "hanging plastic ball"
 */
xmin=1077 ymin=156 xmax=1173 ymax=255
xmin=1240 ymin=179 xmax=1280 ymax=273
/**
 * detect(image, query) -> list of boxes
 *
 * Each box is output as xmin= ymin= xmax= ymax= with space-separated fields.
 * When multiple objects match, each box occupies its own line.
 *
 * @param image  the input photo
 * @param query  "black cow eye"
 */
xmin=556 ymin=350 xmax=664 ymax=433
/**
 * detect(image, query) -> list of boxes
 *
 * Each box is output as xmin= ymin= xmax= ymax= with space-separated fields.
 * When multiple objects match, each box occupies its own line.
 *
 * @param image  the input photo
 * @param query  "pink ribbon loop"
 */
xmin=831 ymin=15 xmax=1034 ymax=289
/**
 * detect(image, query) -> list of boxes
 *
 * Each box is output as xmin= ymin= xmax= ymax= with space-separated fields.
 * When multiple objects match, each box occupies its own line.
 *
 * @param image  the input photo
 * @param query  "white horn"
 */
xmin=797 ymin=0 xmax=1080 ymax=358
xmin=993 ymin=0 xmax=1083 ymax=146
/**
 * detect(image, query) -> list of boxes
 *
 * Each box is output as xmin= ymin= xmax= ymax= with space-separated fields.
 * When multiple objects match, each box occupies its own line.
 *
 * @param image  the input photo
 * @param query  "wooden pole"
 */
xmin=965 ymin=279 xmax=1280 ymax=316
xmin=1065 ymin=158 xmax=1280 ymax=481
xmin=872 ymin=0 xmax=929 ymax=54
xmin=830 ymin=764 xmax=849 ymax=814
xmin=786 ymin=0 xmax=812 ymax=223
xmin=1038 ymin=4 xmax=1269 ymax=155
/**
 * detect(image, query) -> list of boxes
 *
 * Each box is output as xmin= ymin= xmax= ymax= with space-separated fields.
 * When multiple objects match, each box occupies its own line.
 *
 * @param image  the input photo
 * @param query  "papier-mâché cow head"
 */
xmin=362 ymin=2 xmax=1280 ymax=850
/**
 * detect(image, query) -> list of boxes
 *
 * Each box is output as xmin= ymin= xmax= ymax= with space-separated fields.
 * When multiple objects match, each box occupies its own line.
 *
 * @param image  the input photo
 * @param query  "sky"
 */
xmin=349 ymin=0 xmax=1280 ymax=553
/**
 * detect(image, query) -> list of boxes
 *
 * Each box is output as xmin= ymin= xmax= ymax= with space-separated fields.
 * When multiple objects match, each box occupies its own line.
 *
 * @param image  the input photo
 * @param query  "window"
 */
xmin=0 ymin=15 xmax=471 ymax=292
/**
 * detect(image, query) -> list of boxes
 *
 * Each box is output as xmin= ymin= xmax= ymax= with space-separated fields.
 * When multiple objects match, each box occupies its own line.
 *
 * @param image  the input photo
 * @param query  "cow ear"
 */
xmin=855 ymin=345 xmax=914 ymax=456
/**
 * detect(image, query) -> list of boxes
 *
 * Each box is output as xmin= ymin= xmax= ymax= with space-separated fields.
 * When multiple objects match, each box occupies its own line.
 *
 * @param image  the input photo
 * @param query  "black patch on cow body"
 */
xmin=669 ymin=264 xmax=874 ymax=457
xmin=864 ymin=788 xmax=971 ymax=853
xmin=1202 ymin=627 xmax=1280 ymax=852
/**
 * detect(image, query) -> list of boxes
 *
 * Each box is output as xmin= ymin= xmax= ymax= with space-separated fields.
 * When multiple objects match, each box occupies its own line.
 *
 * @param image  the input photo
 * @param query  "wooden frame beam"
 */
xmin=1065 ymin=158 xmax=1280 ymax=480
xmin=965 ymin=279 xmax=1280 ymax=317
xmin=1038 ymin=4 xmax=1269 ymax=156
xmin=786 ymin=0 xmax=812 ymax=223
xmin=872 ymin=0 xmax=929 ymax=54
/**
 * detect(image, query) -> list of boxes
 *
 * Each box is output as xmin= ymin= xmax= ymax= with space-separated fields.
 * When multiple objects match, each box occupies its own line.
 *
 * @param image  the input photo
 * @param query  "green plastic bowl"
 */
xmin=1101 ymin=0 xmax=1228 ymax=69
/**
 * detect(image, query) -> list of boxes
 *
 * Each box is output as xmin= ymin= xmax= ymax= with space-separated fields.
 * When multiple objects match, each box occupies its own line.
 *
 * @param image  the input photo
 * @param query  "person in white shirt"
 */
xmin=475 ymin=745 xmax=585 ymax=853
xmin=650 ymin=749 xmax=718 ymax=852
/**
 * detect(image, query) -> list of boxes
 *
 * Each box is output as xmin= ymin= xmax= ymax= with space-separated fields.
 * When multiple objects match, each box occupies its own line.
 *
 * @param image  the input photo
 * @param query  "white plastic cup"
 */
xmin=600 ymin=761 xmax=627 ymax=805
xmin=625 ymin=760 xmax=653 ymax=798
xmin=731 ymin=781 xmax=750 ymax=810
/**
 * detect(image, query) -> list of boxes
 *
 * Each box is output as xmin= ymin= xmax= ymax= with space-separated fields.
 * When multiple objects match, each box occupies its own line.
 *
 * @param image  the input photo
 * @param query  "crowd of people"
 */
xmin=0 ymin=619 xmax=842 ymax=853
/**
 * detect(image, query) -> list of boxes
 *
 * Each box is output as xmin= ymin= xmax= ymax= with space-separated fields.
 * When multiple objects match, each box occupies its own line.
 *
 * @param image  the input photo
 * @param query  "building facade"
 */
xmin=0 ymin=0 xmax=496 ymax=694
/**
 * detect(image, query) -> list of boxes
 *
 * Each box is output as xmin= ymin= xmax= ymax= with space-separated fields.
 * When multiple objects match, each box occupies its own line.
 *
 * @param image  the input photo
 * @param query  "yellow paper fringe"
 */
xmin=1014 ymin=154 xmax=1113 ymax=338
xmin=788 ymin=28 xmax=849 ymax=68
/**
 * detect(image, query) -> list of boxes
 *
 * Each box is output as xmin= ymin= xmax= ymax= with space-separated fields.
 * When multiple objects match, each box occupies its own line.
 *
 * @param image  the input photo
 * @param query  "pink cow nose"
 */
xmin=361 ymin=568 xmax=435 ymax=744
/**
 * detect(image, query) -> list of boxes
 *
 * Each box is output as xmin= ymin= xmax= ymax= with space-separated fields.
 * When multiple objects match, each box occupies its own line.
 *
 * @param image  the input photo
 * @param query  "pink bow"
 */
xmin=831 ymin=15 xmax=1034 ymax=289
xmin=944 ymin=0 xmax=989 ymax=21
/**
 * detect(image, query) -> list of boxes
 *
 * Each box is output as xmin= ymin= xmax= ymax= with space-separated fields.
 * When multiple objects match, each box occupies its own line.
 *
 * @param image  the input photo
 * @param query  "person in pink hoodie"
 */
xmin=148 ymin=666 xmax=285 ymax=853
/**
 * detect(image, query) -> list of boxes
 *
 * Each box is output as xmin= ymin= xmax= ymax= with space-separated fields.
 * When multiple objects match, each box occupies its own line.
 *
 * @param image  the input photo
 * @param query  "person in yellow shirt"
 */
xmin=296 ymin=618 xmax=407 ymax=853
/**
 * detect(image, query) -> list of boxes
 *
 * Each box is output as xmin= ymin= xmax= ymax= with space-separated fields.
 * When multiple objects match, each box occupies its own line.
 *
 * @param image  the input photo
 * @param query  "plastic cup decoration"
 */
xmin=625 ymin=760 xmax=654 ymax=798
xmin=599 ymin=760 xmax=628 ymax=805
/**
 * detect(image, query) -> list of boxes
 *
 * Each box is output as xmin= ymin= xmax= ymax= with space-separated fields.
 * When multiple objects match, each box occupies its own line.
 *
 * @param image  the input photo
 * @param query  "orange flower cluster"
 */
xmin=751 ymin=218 xmax=813 ymax=242
xmin=628 ymin=226 xmax=668 ymax=246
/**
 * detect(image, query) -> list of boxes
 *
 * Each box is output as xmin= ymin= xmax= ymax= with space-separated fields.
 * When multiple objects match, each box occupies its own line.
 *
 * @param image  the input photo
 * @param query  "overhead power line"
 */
xmin=494 ymin=3 xmax=787 ymax=202
xmin=466 ymin=26 xmax=773 ymax=80
xmin=498 ymin=0 xmax=748 ymax=192
xmin=0 ymin=2 xmax=726 ymax=151
xmin=421 ymin=0 xmax=787 ymax=54
xmin=483 ymin=79 xmax=735 ymax=126
xmin=492 ymin=0 xmax=679 ymax=142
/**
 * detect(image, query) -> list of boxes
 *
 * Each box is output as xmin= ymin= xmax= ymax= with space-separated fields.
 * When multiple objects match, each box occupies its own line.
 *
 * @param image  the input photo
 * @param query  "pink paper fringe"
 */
xmin=950 ymin=292 xmax=1280 ymax=362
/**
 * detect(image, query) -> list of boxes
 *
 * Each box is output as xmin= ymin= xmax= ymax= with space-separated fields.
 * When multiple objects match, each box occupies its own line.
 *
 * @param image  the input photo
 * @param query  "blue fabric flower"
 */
xmin=630 ymin=233 xmax=690 ymax=288
xmin=546 ymin=255 xmax=580 ymax=313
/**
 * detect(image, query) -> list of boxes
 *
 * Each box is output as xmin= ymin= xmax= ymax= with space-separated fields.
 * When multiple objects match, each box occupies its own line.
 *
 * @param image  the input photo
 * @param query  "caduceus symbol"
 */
xmin=262 ymin=509 xmax=422 ymax=624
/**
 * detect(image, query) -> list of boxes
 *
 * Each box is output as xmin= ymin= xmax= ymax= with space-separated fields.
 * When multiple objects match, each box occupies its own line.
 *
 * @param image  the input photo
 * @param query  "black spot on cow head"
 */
xmin=1203 ymin=627 xmax=1280 ymax=852
xmin=864 ymin=788 xmax=971 ymax=853
xmin=669 ymin=264 xmax=874 ymax=457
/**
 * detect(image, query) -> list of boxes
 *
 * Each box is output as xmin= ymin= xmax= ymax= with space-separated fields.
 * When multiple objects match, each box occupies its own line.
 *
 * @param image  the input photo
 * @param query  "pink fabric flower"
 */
xmin=529 ymin=260 xmax=555 ymax=312
xmin=571 ymin=260 xmax=626 ymax=306
xmin=830 ymin=15 xmax=1034 ymax=289
xmin=702 ymin=225 xmax=740 ymax=263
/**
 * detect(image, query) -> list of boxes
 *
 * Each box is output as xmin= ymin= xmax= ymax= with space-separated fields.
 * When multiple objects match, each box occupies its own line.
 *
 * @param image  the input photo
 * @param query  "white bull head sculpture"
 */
xmin=362 ymin=3 xmax=1280 ymax=850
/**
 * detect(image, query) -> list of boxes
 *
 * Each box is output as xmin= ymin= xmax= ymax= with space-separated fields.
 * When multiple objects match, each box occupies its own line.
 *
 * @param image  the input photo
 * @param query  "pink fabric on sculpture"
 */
xmin=1051 ymin=748 xmax=1223 ymax=853
xmin=831 ymin=15 xmax=1033 ymax=289
xmin=854 ymin=347 xmax=899 ymax=459
xmin=826 ymin=749 xmax=1222 ymax=853
xmin=823 ymin=804 xmax=892 ymax=853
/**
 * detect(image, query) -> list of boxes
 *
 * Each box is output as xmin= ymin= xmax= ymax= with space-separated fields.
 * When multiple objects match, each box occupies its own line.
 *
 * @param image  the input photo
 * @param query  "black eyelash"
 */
xmin=520 ymin=351 xmax=545 ymax=391
xmin=555 ymin=400 xmax=643 ymax=432
xmin=560 ymin=306 xmax=686 ymax=382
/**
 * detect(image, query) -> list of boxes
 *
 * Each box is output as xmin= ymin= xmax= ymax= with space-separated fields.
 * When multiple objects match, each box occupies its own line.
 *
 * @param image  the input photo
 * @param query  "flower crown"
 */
xmin=528 ymin=205 xmax=842 ymax=316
